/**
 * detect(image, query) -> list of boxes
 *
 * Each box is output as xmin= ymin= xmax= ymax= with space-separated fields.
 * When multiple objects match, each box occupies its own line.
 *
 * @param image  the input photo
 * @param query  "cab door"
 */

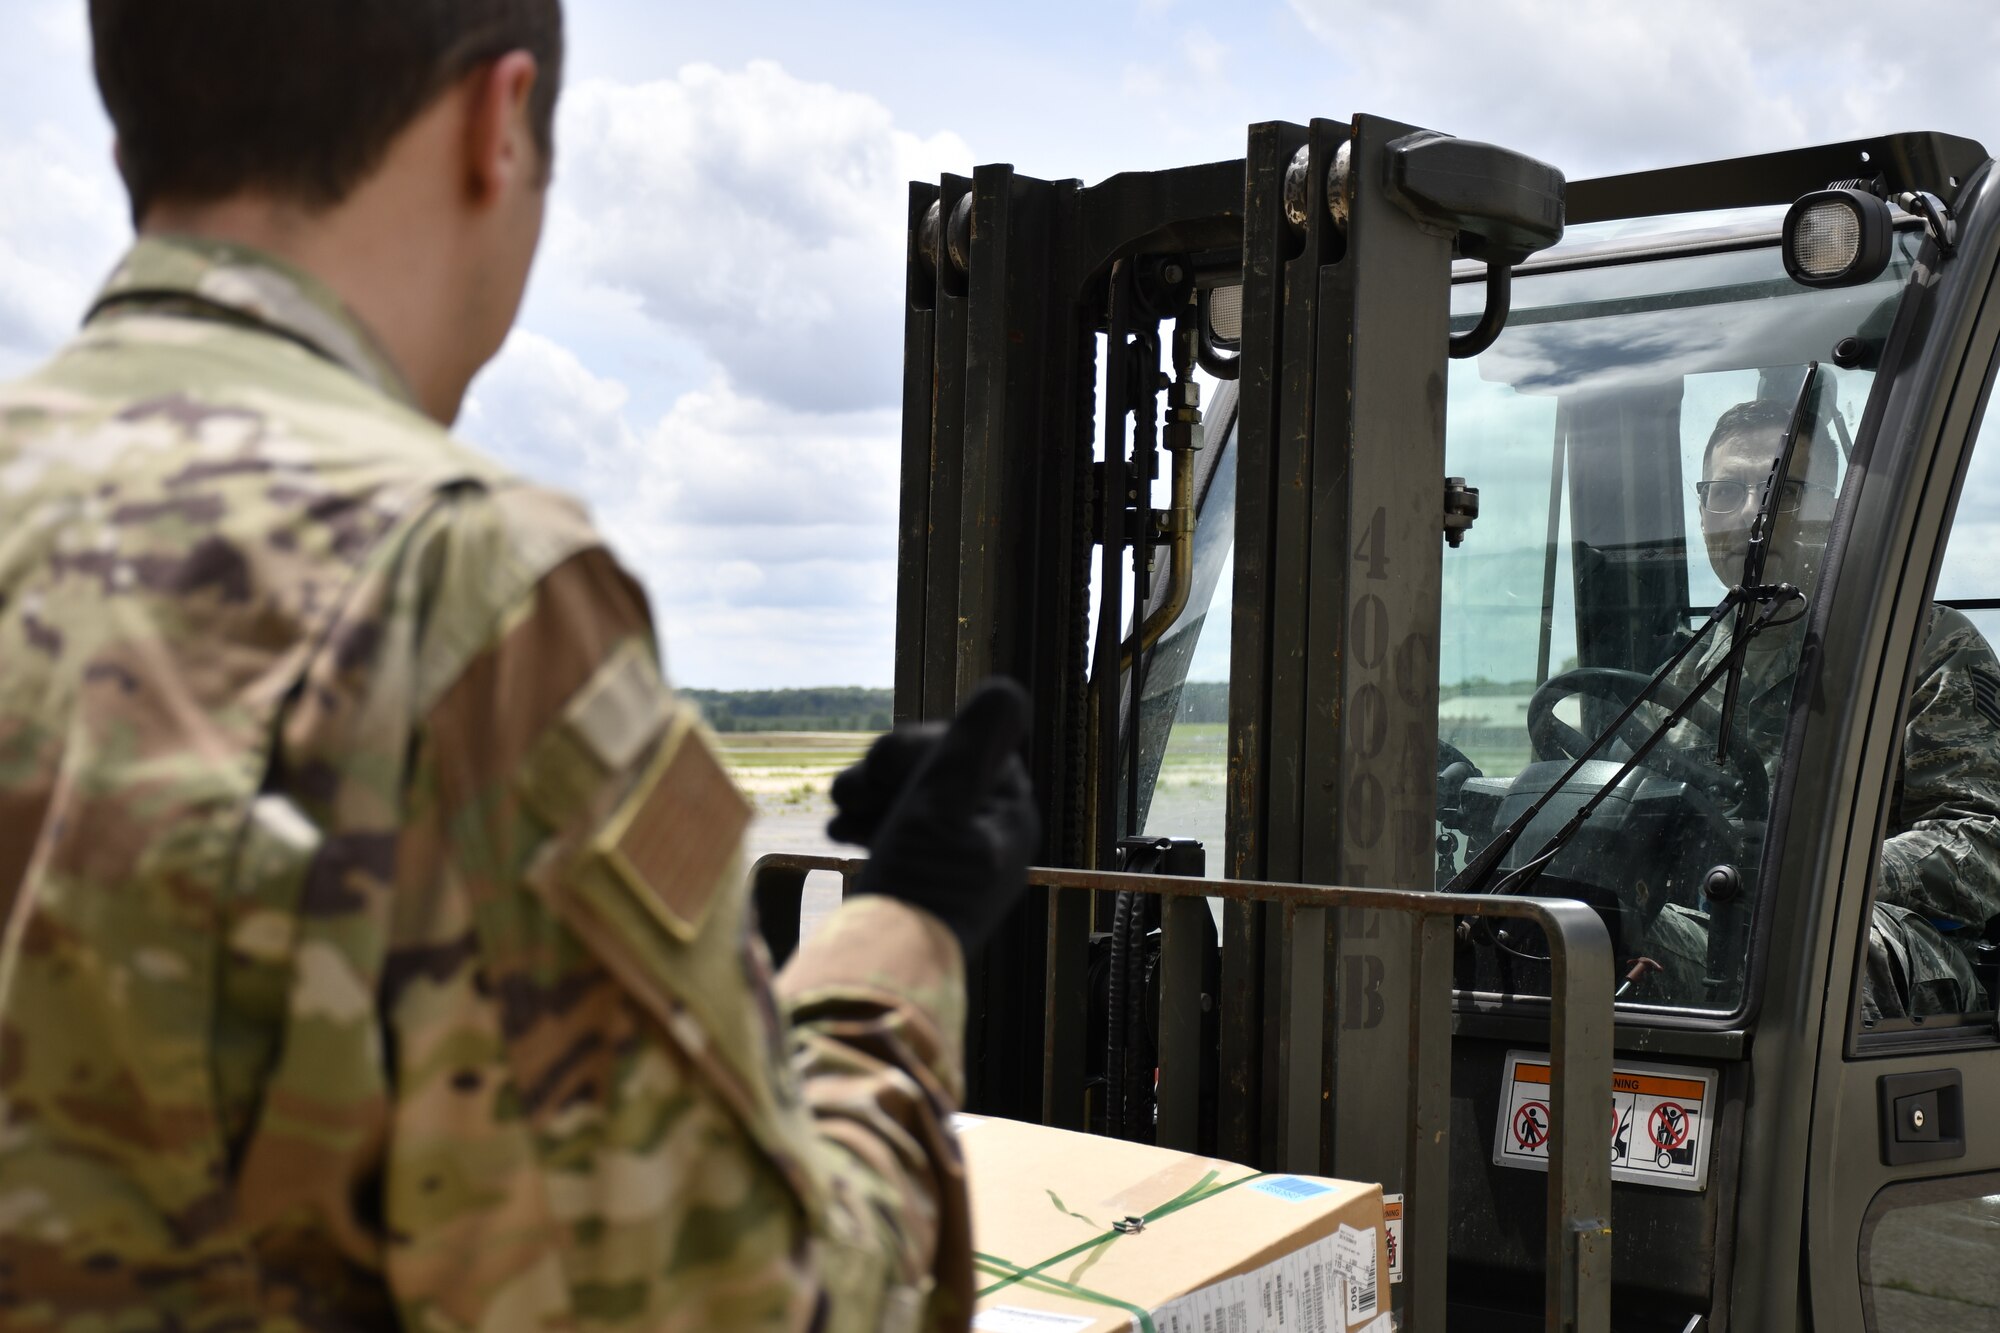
xmin=1798 ymin=162 xmax=2000 ymax=1333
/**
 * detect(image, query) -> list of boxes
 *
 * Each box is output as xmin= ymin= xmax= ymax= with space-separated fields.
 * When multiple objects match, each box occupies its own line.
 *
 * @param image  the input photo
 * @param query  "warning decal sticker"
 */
xmin=1382 ymin=1194 xmax=1403 ymax=1286
xmin=1492 ymin=1049 xmax=1717 ymax=1193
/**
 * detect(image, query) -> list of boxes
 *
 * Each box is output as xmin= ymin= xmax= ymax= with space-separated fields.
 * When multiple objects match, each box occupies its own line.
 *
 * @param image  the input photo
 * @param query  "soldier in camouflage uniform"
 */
xmin=1642 ymin=399 xmax=2000 ymax=1019
xmin=0 ymin=3 xmax=1036 ymax=1330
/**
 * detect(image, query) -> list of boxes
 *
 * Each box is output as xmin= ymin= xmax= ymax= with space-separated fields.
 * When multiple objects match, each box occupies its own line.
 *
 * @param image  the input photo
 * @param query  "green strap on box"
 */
xmin=973 ymin=1169 xmax=1274 ymax=1325
xmin=974 ymin=1253 xmax=1159 ymax=1333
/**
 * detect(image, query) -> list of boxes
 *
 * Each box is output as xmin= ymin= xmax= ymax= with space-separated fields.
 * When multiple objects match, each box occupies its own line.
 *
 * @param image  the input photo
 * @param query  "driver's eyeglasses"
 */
xmin=1694 ymin=478 xmax=1830 ymax=515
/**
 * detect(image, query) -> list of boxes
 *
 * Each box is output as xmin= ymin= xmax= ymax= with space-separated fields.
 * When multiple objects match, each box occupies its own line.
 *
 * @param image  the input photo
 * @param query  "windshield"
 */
xmin=1438 ymin=215 xmax=1920 ymax=1010
xmin=1136 ymin=210 xmax=1926 ymax=1012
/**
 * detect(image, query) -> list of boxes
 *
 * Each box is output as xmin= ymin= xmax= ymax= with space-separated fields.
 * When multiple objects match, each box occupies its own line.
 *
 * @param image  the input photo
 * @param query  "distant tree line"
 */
xmin=687 ymin=680 xmax=1233 ymax=731
xmin=683 ymin=686 xmax=893 ymax=732
xmin=1440 ymin=660 xmax=1575 ymax=700
xmin=685 ymin=667 xmax=1573 ymax=734
xmin=1174 ymin=673 xmax=1573 ymax=720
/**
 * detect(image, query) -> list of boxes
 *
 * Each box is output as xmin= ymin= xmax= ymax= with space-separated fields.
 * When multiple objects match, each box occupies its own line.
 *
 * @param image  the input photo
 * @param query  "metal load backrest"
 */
xmin=753 ymin=854 xmax=1616 ymax=1332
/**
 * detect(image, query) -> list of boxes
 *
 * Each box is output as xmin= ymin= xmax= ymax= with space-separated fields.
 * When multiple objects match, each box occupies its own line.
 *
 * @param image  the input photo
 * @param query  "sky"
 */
xmin=4 ymin=1 xmax=2000 ymax=688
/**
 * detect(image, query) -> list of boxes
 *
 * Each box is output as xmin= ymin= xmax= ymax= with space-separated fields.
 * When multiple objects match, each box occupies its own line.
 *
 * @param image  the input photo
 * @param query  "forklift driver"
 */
xmin=1641 ymin=399 xmax=2000 ymax=1019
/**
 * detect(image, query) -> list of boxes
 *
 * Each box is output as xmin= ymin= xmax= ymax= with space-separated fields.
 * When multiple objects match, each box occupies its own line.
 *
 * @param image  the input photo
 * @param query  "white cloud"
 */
xmin=31 ymin=1 xmax=88 ymax=55
xmin=640 ymin=377 xmax=898 ymax=536
xmin=0 ymin=123 xmax=126 ymax=373
xmin=1181 ymin=28 xmax=1227 ymax=87
xmin=460 ymin=327 xmax=642 ymax=484
xmin=1121 ymin=64 xmax=1169 ymax=101
xmin=1282 ymin=0 xmax=2000 ymax=179
xmin=463 ymin=330 xmax=901 ymax=687
xmin=540 ymin=61 xmax=971 ymax=414
xmin=471 ymin=58 xmax=957 ymax=684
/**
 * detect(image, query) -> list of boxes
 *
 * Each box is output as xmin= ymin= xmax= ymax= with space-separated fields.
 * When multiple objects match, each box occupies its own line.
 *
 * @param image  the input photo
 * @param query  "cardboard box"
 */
xmin=962 ymin=1116 xmax=1390 ymax=1333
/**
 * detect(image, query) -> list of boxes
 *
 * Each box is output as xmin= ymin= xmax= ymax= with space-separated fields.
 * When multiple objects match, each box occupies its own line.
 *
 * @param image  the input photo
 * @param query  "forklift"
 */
xmin=755 ymin=119 xmax=2000 ymax=1332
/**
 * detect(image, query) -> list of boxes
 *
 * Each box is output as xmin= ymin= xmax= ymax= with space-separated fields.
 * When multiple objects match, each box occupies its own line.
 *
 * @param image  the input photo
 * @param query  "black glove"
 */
xmin=827 ymin=724 xmax=943 ymax=847
xmin=827 ymin=678 xmax=1040 ymax=956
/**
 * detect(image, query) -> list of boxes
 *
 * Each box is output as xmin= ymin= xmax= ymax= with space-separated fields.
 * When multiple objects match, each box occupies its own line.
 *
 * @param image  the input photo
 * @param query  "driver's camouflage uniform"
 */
xmin=0 ymin=237 xmax=970 ymax=1332
xmin=1646 ymin=605 xmax=2000 ymax=1018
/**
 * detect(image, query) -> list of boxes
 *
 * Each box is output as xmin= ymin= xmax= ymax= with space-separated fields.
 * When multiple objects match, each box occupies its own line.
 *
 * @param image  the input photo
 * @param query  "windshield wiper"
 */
xmin=1445 ymin=589 xmax=1745 ymax=896
xmin=1713 ymin=361 xmax=1821 ymax=762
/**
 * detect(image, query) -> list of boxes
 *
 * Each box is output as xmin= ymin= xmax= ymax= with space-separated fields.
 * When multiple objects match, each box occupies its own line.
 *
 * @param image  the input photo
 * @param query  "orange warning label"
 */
xmin=1493 ymin=1050 xmax=1716 ymax=1194
xmin=1509 ymin=1061 xmax=1709 ymax=1102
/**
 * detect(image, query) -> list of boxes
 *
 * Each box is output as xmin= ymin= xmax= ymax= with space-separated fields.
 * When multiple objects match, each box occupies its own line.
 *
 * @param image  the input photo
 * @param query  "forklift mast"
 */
xmin=894 ymin=113 xmax=1567 ymax=1123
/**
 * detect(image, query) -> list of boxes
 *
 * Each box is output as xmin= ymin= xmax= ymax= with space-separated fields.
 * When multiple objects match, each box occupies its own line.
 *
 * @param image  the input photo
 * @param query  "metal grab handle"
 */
xmin=750 ymin=853 xmax=1615 ymax=1333
xmin=1450 ymin=262 xmax=1514 ymax=359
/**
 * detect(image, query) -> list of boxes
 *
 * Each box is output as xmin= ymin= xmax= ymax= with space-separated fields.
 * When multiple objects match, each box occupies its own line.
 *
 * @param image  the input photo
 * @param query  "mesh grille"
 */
xmin=1793 ymin=203 xmax=1862 ymax=278
xmin=1209 ymin=284 xmax=1243 ymax=343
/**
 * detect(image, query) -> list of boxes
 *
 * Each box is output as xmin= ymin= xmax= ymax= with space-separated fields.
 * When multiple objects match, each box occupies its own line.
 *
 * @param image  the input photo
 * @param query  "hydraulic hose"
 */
xmin=1121 ymin=442 xmax=1196 ymax=673
xmin=1121 ymin=313 xmax=1203 ymax=672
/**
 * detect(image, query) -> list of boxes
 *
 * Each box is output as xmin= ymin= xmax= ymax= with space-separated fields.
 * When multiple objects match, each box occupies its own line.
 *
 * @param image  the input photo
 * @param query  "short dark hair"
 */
xmin=1704 ymin=397 xmax=1839 ymax=485
xmin=91 ymin=0 xmax=564 ymax=219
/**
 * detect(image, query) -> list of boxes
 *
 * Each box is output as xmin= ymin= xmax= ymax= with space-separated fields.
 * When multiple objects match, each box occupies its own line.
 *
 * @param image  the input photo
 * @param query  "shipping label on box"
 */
xmin=1148 ymin=1217 xmax=1383 ymax=1332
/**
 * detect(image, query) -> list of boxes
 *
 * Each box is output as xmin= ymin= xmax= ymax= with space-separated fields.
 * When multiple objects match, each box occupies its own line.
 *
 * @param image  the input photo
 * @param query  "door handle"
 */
xmin=1878 ymin=1068 xmax=1965 ymax=1166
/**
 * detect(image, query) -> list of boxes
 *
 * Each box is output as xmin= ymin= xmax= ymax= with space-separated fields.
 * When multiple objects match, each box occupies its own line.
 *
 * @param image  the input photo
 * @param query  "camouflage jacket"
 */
xmin=0 ymin=236 xmax=971 ymax=1333
xmin=1874 ymin=605 xmax=2000 ymax=934
xmin=1646 ymin=604 xmax=2000 ymax=1010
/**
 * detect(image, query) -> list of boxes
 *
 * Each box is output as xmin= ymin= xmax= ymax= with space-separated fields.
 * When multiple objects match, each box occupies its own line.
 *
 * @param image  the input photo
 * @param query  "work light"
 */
xmin=1782 ymin=188 xmax=1893 ymax=288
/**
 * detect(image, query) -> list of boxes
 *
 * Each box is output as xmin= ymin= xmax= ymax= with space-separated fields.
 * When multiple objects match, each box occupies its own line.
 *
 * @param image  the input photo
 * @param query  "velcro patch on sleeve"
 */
xmin=569 ymin=640 xmax=664 ymax=773
xmin=596 ymin=713 xmax=754 ymax=942
xmin=519 ymin=639 xmax=670 ymax=833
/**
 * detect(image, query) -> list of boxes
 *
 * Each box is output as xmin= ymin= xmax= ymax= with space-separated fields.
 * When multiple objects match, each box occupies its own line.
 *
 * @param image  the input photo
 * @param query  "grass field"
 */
xmin=717 ymin=730 xmax=871 ymax=862
xmin=1155 ymin=720 xmax=1227 ymax=773
xmin=1141 ymin=721 xmax=1228 ymax=862
xmin=720 ymin=721 xmax=1241 ymax=865
xmin=717 ymin=732 xmax=873 ymax=943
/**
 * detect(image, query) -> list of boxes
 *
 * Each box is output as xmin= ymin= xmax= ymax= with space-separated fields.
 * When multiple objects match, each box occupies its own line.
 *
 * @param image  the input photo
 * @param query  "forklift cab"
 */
xmin=827 ymin=122 xmax=2000 ymax=1331
xmin=1122 ymin=189 xmax=2000 ymax=1328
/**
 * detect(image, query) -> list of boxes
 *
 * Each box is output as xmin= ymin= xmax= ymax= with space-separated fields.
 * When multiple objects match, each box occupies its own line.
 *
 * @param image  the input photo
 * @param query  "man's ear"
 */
xmin=464 ymin=51 xmax=541 ymax=208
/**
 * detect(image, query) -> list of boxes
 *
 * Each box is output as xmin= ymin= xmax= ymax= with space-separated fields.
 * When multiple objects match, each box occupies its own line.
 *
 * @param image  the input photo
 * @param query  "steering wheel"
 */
xmin=1526 ymin=667 xmax=1768 ymax=813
